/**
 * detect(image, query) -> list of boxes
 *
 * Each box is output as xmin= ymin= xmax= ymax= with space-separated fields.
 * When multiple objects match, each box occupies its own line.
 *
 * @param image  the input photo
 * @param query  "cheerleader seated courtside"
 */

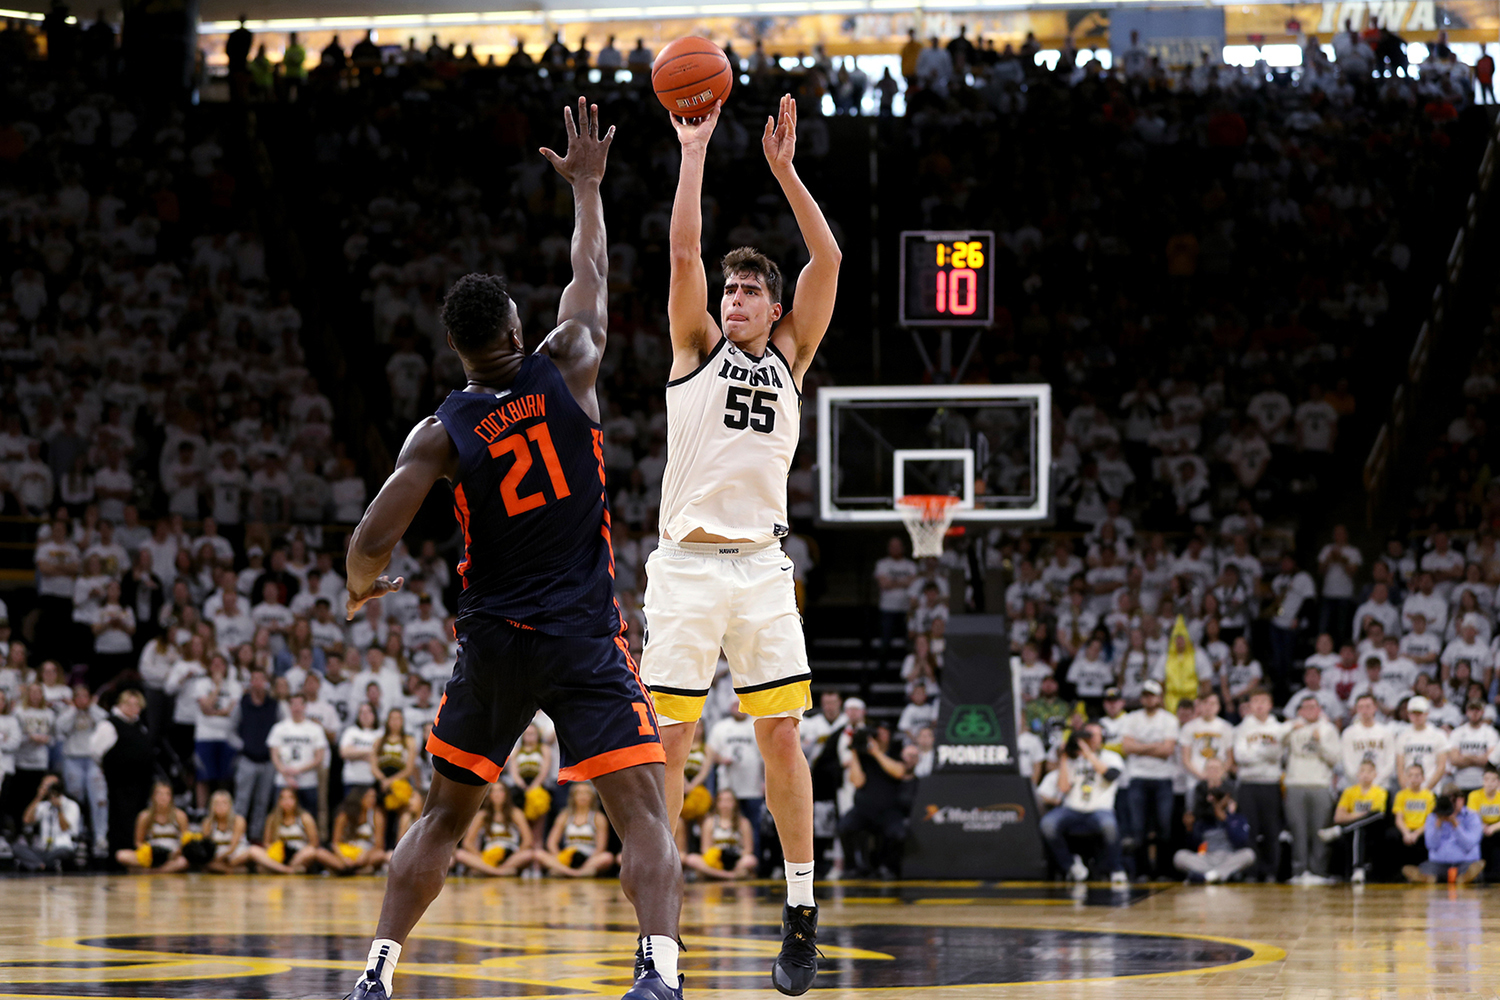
xmin=376 ymin=709 xmax=422 ymax=846
xmin=674 ymin=722 xmax=711 ymax=855
xmin=540 ymin=783 xmax=616 ymax=877
xmin=115 ymin=782 xmax=190 ymax=874
xmin=332 ymin=787 xmax=391 ymax=874
xmin=505 ymin=723 xmax=553 ymax=874
xmin=246 ymin=787 xmax=342 ymax=874
xmin=455 ymin=784 xmax=538 ymax=876
xmin=684 ymin=789 xmax=758 ymax=880
xmin=201 ymin=790 xmax=251 ymax=873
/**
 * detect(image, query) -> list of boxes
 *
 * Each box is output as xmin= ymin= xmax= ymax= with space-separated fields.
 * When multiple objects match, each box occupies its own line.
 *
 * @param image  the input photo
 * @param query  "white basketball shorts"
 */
xmin=640 ymin=539 xmax=812 ymax=725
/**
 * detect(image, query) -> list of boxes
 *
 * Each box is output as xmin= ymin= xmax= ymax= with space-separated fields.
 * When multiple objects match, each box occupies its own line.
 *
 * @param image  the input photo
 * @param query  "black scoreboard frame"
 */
xmin=897 ymin=229 xmax=997 ymax=329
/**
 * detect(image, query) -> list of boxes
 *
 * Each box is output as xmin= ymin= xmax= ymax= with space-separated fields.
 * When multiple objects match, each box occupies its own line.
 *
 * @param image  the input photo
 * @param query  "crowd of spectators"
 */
xmin=858 ymin=501 xmax=1500 ymax=883
xmin=0 ymin=12 xmax=1494 ymax=883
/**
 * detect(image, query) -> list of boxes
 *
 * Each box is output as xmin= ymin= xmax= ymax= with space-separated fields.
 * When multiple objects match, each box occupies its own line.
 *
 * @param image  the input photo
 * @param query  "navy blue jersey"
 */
xmin=434 ymin=354 xmax=620 ymax=637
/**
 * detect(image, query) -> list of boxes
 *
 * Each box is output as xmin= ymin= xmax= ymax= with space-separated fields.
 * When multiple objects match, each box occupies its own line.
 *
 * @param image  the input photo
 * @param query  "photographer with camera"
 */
xmin=1404 ymin=784 xmax=1485 ymax=884
xmin=16 ymin=772 xmax=81 ymax=872
xmin=838 ymin=721 xmax=907 ymax=879
xmin=1038 ymin=722 xmax=1128 ymax=885
xmin=1174 ymin=782 xmax=1256 ymax=883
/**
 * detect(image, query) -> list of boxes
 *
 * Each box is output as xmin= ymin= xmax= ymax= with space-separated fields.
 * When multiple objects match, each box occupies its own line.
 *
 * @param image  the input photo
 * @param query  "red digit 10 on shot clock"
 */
xmin=898 ymin=230 xmax=995 ymax=328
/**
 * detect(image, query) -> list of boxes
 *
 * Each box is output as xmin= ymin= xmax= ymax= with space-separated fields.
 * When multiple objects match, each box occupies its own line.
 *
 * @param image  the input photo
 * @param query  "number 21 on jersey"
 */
xmin=488 ymin=422 xmax=570 ymax=516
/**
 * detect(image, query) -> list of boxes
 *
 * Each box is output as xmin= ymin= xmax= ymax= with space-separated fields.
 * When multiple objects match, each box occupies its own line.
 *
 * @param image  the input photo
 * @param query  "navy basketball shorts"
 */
xmin=426 ymin=616 xmax=665 ymax=785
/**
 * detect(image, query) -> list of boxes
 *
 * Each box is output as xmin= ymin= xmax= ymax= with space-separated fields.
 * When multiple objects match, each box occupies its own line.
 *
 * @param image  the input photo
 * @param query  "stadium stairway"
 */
xmin=805 ymin=604 xmax=907 ymax=724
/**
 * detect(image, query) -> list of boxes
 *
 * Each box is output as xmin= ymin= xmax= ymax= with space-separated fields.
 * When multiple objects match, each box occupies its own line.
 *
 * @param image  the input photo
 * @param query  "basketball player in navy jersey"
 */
xmin=642 ymin=95 xmax=840 ymax=996
xmin=342 ymin=100 xmax=683 ymax=1000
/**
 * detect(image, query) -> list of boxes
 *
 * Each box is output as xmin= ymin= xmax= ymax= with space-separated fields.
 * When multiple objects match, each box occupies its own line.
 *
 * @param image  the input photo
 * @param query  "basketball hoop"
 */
xmin=896 ymin=494 xmax=963 ymax=558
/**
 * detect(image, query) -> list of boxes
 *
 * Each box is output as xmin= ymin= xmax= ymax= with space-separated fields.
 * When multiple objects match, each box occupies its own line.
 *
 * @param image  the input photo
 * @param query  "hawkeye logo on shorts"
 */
xmin=946 ymin=705 xmax=1002 ymax=744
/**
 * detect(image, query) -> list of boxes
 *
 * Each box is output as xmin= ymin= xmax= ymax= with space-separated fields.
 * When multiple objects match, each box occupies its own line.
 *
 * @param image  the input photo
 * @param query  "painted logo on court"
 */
xmin=0 ymin=923 xmax=1280 ymax=997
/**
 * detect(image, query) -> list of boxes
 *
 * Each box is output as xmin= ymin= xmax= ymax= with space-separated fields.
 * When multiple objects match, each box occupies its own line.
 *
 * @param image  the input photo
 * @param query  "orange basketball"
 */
xmin=651 ymin=37 xmax=733 ymax=118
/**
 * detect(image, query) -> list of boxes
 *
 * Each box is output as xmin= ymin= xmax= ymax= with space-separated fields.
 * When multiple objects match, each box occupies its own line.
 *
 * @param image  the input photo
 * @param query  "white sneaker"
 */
xmin=1304 ymin=873 xmax=1337 ymax=886
xmin=1351 ymin=868 xmax=1366 ymax=885
xmin=1204 ymin=868 xmax=1222 ymax=884
xmin=1069 ymin=858 xmax=1089 ymax=882
xmin=1110 ymin=870 xmax=1128 ymax=887
xmin=1317 ymin=825 xmax=1343 ymax=843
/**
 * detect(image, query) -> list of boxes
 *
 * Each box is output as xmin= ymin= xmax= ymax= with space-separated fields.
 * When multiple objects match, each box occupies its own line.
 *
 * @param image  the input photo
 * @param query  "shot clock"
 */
xmin=898 ymin=230 xmax=995 ymax=327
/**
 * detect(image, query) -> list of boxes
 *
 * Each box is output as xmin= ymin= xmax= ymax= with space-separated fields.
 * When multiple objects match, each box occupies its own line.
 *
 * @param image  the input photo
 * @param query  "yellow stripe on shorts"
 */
xmin=735 ymin=676 xmax=812 ymax=717
xmin=650 ymin=688 xmax=708 ymax=723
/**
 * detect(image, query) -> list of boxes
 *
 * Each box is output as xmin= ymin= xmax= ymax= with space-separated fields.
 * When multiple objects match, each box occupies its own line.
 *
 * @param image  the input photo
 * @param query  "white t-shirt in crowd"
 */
xmin=1066 ymin=654 xmax=1115 ymax=698
xmin=1061 ymin=749 xmax=1125 ymax=813
xmin=1119 ymin=708 xmax=1180 ymax=781
xmin=1016 ymin=730 xmax=1047 ymax=783
xmin=1318 ymin=544 xmax=1362 ymax=599
xmin=189 ymin=676 xmax=243 ymax=742
xmin=1339 ymin=720 xmax=1396 ymax=787
xmin=708 ymin=715 xmax=764 ymax=799
xmin=1178 ymin=716 xmax=1235 ymax=774
xmin=1395 ymin=725 xmax=1449 ymax=786
xmin=874 ymin=557 xmax=919 ymax=613
xmin=1015 ymin=659 xmax=1054 ymax=702
xmin=1234 ymin=715 xmax=1289 ymax=783
xmin=14 ymin=706 xmax=57 ymax=771
xmin=1294 ymin=399 xmax=1339 ymax=451
xmin=267 ymin=718 xmax=327 ymax=789
xmin=339 ymin=725 xmax=382 ymax=787
xmin=1449 ymin=722 xmax=1500 ymax=789
xmin=212 ymin=609 xmax=256 ymax=650
xmin=1403 ymin=591 xmax=1448 ymax=634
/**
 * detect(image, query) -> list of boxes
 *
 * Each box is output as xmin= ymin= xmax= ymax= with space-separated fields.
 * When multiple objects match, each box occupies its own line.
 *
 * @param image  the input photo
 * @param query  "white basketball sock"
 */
xmin=785 ymin=861 xmax=816 ymax=907
xmin=642 ymin=935 xmax=679 ymax=983
xmin=365 ymin=939 xmax=402 ymax=995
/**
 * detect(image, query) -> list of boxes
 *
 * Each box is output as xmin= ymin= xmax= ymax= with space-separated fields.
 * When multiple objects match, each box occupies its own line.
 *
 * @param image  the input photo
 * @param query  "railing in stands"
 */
xmin=1363 ymin=113 xmax=1499 ymax=527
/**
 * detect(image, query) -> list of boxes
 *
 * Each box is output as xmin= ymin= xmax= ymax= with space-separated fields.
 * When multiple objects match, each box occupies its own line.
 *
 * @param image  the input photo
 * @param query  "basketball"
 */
xmin=651 ymin=36 xmax=732 ymax=118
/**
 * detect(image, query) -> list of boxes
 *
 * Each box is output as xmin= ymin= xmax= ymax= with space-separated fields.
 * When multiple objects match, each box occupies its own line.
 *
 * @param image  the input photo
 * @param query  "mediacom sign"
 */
xmin=922 ymin=802 xmax=1028 ymax=833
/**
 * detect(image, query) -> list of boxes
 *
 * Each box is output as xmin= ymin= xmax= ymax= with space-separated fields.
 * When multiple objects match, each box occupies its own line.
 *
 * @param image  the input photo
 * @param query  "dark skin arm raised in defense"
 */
xmin=346 ymin=97 xmax=614 ymax=618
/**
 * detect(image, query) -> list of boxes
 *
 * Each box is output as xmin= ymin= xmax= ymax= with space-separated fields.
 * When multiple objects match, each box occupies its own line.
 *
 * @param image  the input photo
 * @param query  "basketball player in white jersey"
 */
xmin=643 ymin=95 xmax=840 ymax=996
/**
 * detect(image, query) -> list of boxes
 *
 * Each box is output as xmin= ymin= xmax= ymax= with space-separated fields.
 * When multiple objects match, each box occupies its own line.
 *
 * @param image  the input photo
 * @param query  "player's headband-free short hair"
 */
xmin=721 ymin=247 xmax=783 ymax=305
xmin=442 ymin=273 xmax=513 ymax=352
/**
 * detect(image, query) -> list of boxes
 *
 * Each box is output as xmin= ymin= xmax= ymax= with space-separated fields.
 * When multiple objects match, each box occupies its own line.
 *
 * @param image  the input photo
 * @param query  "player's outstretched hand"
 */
xmin=347 ymin=575 xmax=404 ymax=621
xmin=762 ymin=93 xmax=796 ymax=174
xmin=540 ymin=96 xmax=615 ymax=187
xmin=670 ymin=100 xmax=721 ymax=152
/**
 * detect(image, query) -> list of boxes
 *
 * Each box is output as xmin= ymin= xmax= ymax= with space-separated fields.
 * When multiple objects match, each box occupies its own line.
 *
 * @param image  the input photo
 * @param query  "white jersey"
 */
xmin=659 ymin=338 xmax=800 ymax=544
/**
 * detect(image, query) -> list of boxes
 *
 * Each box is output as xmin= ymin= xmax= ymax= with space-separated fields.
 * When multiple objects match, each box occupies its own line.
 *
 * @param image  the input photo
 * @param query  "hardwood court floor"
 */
xmin=1 ymin=875 xmax=1497 ymax=1000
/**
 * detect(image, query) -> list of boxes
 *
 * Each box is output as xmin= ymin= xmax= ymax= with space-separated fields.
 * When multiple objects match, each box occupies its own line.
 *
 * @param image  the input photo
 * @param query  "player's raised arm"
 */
xmin=346 ymin=418 xmax=456 ymax=620
xmin=764 ymin=94 xmax=841 ymax=379
xmin=538 ymin=97 xmax=615 ymax=404
xmin=667 ymin=103 xmax=723 ymax=369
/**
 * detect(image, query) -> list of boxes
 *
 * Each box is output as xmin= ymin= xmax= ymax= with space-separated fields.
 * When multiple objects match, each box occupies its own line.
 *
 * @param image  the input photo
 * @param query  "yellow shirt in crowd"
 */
xmin=1337 ymin=784 xmax=1389 ymax=816
xmin=1467 ymin=789 xmax=1500 ymax=826
xmin=1394 ymin=789 xmax=1436 ymax=831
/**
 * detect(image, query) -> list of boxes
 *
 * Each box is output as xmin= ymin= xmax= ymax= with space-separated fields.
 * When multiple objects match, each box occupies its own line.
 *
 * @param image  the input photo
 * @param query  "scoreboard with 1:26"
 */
xmin=899 ymin=230 xmax=995 ymax=328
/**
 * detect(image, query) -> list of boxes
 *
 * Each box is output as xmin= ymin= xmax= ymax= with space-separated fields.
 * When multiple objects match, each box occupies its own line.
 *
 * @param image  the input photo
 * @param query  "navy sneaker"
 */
xmin=772 ymin=904 xmax=819 ymax=996
xmin=345 ymin=974 xmax=388 ymax=1000
xmin=633 ymin=939 xmax=645 ymax=980
xmin=623 ymin=962 xmax=683 ymax=1000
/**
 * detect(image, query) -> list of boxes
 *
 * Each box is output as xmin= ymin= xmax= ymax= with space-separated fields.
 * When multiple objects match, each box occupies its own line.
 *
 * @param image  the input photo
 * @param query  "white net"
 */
xmin=896 ymin=495 xmax=961 ymax=558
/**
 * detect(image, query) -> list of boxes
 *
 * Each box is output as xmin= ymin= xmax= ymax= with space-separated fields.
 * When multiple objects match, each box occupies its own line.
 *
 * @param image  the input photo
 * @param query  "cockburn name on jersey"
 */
xmin=473 ymin=393 xmax=547 ymax=444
